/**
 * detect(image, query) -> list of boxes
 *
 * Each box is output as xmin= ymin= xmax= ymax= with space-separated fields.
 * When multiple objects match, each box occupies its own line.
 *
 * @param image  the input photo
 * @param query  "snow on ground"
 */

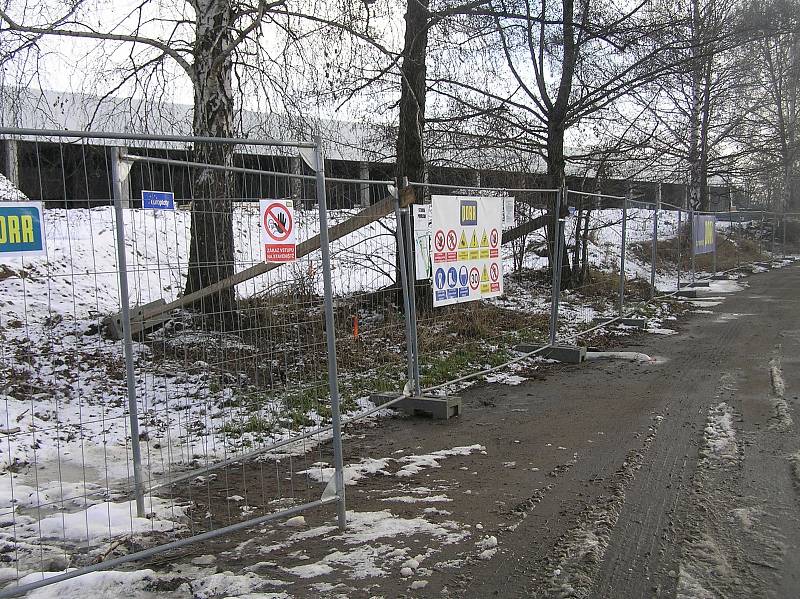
xmin=0 ymin=174 xmax=26 ymax=202
xmin=768 ymin=357 xmax=793 ymax=431
xmin=0 ymin=193 xmax=765 ymax=591
xmin=299 ymin=444 xmax=486 ymax=485
xmin=17 ymin=568 xmax=294 ymax=599
xmin=702 ymin=403 xmax=738 ymax=462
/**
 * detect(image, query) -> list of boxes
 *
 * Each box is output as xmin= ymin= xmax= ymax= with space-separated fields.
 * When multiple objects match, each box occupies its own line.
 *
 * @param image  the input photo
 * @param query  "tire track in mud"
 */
xmin=590 ymin=312 xmax=745 ymax=598
xmin=674 ymin=279 xmax=800 ymax=599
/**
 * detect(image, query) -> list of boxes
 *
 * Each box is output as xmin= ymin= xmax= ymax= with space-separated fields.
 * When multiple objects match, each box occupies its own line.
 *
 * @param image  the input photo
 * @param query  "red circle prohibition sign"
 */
xmin=446 ymin=229 xmax=457 ymax=251
xmin=434 ymin=230 xmax=446 ymax=252
xmin=490 ymin=262 xmax=500 ymax=282
xmin=264 ymin=202 xmax=293 ymax=242
xmin=490 ymin=228 xmax=499 ymax=248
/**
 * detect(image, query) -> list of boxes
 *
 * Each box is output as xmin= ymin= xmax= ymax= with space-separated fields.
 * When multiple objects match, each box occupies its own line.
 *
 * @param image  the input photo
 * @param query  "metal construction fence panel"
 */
xmin=556 ymin=190 xmax=632 ymax=340
xmin=0 ymin=129 xmax=351 ymax=596
xmin=406 ymin=182 xmax=558 ymax=393
xmin=2 ymin=126 xmax=798 ymax=596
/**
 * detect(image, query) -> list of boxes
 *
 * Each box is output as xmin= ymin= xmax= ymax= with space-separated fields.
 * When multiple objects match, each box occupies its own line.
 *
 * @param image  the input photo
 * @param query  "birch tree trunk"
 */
xmin=185 ymin=0 xmax=237 ymax=323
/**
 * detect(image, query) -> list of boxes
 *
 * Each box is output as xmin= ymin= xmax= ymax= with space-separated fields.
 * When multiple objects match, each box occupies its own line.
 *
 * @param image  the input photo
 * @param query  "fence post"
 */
xmin=402 ymin=207 xmax=422 ymax=395
xmin=619 ymin=191 xmax=628 ymax=316
xmin=712 ymin=217 xmax=717 ymax=276
xmin=313 ymin=135 xmax=347 ymax=530
xmin=393 ymin=198 xmax=416 ymax=394
xmin=677 ymin=208 xmax=682 ymax=291
xmin=783 ymin=212 xmax=787 ymax=259
xmin=690 ymin=207 xmax=696 ymax=283
xmin=548 ymin=188 xmax=563 ymax=346
xmin=111 ymin=185 xmax=145 ymax=518
xmin=651 ymin=184 xmax=660 ymax=298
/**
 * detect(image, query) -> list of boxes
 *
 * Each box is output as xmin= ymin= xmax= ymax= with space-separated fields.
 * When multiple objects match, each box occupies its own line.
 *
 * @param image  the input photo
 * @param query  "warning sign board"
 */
xmin=413 ymin=204 xmax=431 ymax=280
xmin=260 ymin=200 xmax=296 ymax=263
xmin=431 ymin=195 xmax=504 ymax=307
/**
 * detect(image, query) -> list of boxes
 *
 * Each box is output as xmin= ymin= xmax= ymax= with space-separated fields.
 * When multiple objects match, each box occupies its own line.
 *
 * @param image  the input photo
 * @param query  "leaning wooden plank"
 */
xmin=502 ymin=213 xmax=550 ymax=245
xmin=109 ymin=189 xmax=413 ymax=337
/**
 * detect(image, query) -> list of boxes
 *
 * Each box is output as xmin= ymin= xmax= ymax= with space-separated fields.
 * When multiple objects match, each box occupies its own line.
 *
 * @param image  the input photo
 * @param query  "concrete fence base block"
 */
xmin=594 ymin=317 xmax=647 ymax=329
xmin=710 ymin=274 xmax=731 ymax=280
xmin=513 ymin=344 xmax=586 ymax=364
xmin=681 ymin=281 xmax=710 ymax=288
xmin=676 ymin=289 xmax=700 ymax=298
xmin=370 ymin=392 xmax=462 ymax=420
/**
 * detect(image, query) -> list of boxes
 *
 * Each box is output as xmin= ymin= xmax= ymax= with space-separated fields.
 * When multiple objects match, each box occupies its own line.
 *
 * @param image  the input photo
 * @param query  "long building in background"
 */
xmin=0 ymin=88 xmax=739 ymax=210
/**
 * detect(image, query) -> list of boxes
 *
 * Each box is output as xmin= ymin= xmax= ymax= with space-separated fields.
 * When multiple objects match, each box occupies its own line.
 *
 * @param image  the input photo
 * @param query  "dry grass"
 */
xmin=631 ymin=231 xmax=770 ymax=273
xmin=572 ymin=268 xmax=652 ymax=302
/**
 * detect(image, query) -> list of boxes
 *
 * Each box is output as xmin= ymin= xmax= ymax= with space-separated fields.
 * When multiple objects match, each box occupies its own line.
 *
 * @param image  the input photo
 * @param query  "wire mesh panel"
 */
xmin=782 ymin=212 xmax=800 ymax=258
xmin=653 ymin=203 xmax=689 ymax=291
xmin=407 ymin=183 xmax=557 ymax=392
xmin=315 ymin=179 xmax=408 ymax=415
xmin=0 ymin=130 xmax=354 ymax=595
xmin=556 ymin=190 xmax=635 ymax=335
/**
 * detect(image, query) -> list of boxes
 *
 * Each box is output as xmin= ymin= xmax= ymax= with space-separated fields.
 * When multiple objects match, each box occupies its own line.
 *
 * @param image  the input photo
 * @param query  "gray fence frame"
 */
xmin=0 ymin=127 xmax=349 ymax=598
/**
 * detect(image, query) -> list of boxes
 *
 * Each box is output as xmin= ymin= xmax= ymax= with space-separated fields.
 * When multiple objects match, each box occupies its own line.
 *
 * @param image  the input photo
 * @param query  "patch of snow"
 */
xmin=32 ymin=497 xmax=186 ymax=543
xmin=378 ymin=495 xmax=452 ymax=503
xmin=484 ymin=373 xmax=526 ymax=385
xmin=283 ymin=516 xmax=306 ymax=528
xmin=702 ymin=403 xmax=738 ymax=461
xmin=476 ymin=535 xmax=498 ymax=550
xmin=301 ymin=445 xmax=485 ymax=485
xmin=645 ymin=327 xmax=678 ymax=335
xmin=20 ymin=569 xmax=158 ymax=599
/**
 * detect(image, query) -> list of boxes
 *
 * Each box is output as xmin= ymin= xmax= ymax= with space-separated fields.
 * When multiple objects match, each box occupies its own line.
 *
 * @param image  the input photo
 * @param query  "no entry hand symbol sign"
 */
xmin=260 ymin=200 xmax=296 ymax=263
xmin=446 ymin=229 xmax=457 ymax=251
xmin=434 ymin=230 xmax=446 ymax=252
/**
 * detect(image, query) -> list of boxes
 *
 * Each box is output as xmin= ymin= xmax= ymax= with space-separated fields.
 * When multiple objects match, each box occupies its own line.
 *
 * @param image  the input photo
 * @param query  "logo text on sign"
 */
xmin=0 ymin=202 xmax=46 ymax=257
xmin=142 ymin=190 xmax=175 ymax=210
xmin=460 ymin=200 xmax=478 ymax=226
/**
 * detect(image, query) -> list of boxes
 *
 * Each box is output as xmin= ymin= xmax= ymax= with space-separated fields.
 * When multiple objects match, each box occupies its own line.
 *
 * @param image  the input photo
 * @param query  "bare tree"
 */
xmin=0 ymin=0 xmax=319 ymax=321
xmin=432 ymin=0 xmax=690 ymax=284
xmin=736 ymin=0 xmax=799 ymax=211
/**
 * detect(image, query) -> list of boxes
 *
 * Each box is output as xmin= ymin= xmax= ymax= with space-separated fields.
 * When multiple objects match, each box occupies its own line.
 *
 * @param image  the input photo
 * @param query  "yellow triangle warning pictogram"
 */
xmin=459 ymin=230 xmax=468 ymax=249
xmin=481 ymin=265 xmax=490 ymax=282
xmin=480 ymin=229 xmax=489 ymax=247
xmin=469 ymin=230 xmax=479 ymax=248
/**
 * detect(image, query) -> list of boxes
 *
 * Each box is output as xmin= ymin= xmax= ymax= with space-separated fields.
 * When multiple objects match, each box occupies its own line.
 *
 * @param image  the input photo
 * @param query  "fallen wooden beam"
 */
xmin=107 ymin=188 xmax=414 ymax=339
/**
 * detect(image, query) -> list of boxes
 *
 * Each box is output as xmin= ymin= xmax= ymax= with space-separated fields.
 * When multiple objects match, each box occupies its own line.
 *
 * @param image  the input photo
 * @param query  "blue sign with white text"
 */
xmin=0 ymin=202 xmax=46 ymax=256
xmin=142 ymin=190 xmax=175 ymax=210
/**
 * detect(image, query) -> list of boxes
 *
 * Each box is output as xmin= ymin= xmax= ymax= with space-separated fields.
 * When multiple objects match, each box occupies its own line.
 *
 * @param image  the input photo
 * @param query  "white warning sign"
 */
xmin=260 ymin=199 xmax=296 ymax=263
xmin=413 ymin=204 xmax=432 ymax=280
xmin=431 ymin=195 xmax=503 ymax=307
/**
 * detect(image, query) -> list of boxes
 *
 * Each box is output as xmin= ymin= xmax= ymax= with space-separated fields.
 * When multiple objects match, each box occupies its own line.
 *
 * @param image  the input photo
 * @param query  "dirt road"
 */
xmin=439 ymin=264 xmax=800 ymax=598
xmin=157 ymin=263 xmax=800 ymax=598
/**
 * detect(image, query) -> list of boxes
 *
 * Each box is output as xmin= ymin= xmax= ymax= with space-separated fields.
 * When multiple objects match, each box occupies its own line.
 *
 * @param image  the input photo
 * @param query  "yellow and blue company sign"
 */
xmin=459 ymin=200 xmax=478 ymax=226
xmin=693 ymin=214 xmax=716 ymax=255
xmin=0 ymin=202 xmax=46 ymax=257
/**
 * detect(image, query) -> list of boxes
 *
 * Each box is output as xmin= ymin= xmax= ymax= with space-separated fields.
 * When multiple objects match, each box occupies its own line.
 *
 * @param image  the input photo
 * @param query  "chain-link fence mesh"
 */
xmin=406 ymin=184 xmax=557 ymax=392
xmin=2 ymin=129 xmax=796 ymax=596
xmin=0 ymin=132 xmax=358 ymax=596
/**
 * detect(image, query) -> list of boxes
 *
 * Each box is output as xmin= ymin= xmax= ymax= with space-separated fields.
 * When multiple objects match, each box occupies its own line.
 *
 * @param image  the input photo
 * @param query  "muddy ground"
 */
xmin=141 ymin=263 xmax=800 ymax=599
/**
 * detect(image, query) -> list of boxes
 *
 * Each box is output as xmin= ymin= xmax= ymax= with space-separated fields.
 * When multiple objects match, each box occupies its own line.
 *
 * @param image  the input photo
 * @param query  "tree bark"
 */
xmin=395 ymin=0 xmax=430 ymax=187
xmin=185 ymin=0 xmax=237 ymax=324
